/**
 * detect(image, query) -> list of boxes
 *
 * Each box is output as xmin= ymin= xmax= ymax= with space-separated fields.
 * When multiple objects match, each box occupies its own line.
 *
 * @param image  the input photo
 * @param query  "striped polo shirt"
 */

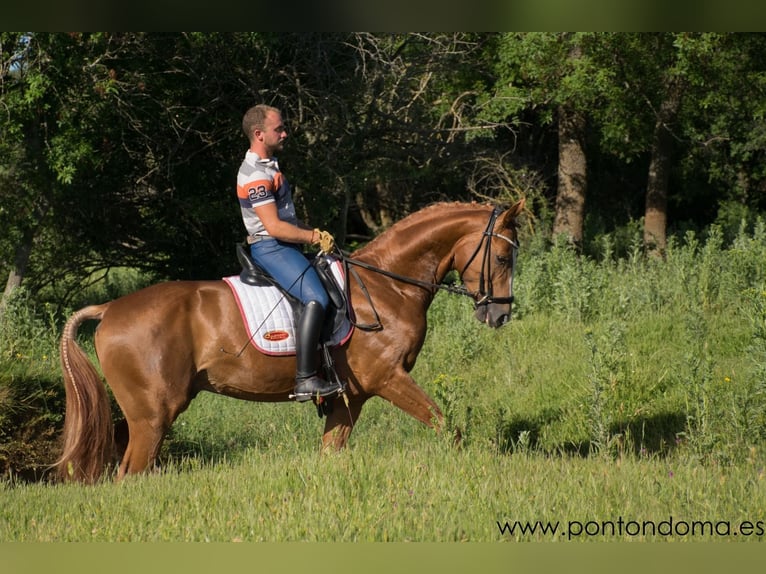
xmin=236 ymin=150 xmax=298 ymax=238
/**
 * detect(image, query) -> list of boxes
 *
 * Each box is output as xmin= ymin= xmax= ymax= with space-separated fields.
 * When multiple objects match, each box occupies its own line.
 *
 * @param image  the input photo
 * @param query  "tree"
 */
xmin=4 ymin=32 xmax=766 ymax=312
xmin=553 ymin=40 xmax=590 ymax=246
xmin=335 ymin=33 xmax=500 ymax=237
xmin=488 ymin=33 xmax=613 ymax=245
xmin=644 ymin=74 xmax=682 ymax=254
xmin=2 ymin=33 xmax=283 ymax=305
xmin=592 ymin=33 xmax=766 ymax=254
xmin=673 ymin=33 xmax=766 ymax=232
xmin=601 ymin=33 xmax=689 ymax=255
xmin=1 ymin=33 xmax=480 ymax=303
xmin=1 ymin=33 xmax=88 ymax=311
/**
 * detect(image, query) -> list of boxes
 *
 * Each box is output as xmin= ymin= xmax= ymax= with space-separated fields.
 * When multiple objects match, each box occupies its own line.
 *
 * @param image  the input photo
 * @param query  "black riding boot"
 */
xmin=293 ymin=300 xmax=337 ymax=402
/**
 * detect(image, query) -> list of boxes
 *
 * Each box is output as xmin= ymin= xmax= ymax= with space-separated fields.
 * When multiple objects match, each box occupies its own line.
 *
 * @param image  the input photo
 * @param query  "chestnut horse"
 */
xmin=56 ymin=199 xmax=525 ymax=482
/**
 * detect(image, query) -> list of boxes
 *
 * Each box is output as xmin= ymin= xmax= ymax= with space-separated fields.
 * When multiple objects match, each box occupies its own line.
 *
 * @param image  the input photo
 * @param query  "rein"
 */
xmin=336 ymin=257 xmax=474 ymax=331
xmin=337 ymin=206 xmax=519 ymax=330
xmin=340 ymin=256 xmax=475 ymax=298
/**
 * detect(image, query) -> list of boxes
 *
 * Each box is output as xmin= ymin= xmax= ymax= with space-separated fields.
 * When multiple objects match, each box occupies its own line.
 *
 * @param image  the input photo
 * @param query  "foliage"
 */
xmin=2 ymin=207 xmax=766 ymax=477
xmin=2 ymin=32 xmax=515 ymax=305
xmin=417 ymin=219 xmax=766 ymax=464
xmin=0 ymin=288 xmax=64 ymax=479
xmin=4 ymin=33 xmax=766 ymax=312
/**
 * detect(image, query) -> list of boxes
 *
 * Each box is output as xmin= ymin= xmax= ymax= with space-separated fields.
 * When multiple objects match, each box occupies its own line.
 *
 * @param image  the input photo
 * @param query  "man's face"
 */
xmin=257 ymin=111 xmax=288 ymax=155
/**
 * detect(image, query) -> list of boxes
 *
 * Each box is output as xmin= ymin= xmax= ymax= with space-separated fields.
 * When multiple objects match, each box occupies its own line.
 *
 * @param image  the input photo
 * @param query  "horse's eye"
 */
xmin=495 ymin=255 xmax=512 ymax=267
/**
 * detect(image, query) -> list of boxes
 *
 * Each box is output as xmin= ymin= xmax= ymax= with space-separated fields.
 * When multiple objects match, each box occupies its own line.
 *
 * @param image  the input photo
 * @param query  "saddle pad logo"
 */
xmin=263 ymin=330 xmax=290 ymax=342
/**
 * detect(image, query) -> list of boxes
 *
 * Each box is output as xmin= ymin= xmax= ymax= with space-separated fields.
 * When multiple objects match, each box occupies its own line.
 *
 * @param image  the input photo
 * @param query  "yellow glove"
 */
xmin=313 ymin=229 xmax=335 ymax=253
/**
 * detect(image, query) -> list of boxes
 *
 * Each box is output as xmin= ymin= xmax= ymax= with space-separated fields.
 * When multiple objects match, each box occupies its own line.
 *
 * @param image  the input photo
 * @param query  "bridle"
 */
xmin=458 ymin=205 xmax=519 ymax=308
xmin=337 ymin=206 xmax=519 ymax=325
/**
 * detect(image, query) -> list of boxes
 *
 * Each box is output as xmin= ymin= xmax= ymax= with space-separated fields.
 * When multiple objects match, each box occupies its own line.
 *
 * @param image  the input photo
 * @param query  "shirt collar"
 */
xmin=246 ymin=150 xmax=279 ymax=170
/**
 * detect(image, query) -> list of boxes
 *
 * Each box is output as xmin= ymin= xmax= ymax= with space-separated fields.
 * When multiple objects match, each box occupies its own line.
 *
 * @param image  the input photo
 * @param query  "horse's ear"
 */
xmin=497 ymin=197 xmax=526 ymax=229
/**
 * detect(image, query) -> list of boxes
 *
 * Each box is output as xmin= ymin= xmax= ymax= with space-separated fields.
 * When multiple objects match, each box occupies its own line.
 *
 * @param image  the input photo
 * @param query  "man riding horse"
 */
xmin=236 ymin=104 xmax=337 ymax=403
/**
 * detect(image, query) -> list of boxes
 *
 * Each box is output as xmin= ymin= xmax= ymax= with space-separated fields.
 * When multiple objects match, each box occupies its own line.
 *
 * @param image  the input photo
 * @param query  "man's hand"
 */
xmin=313 ymin=229 xmax=335 ymax=253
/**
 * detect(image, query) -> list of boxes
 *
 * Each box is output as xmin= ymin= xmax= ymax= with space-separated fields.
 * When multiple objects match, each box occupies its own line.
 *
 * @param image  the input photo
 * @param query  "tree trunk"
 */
xmin=644 ymin=79 xmax=682 ymax=256
xmin=355 ymin=178 xmax=395 ymax=236
xmin=553 ymin=104 xmax=588 ymax=246
xmin=0 ymin=235 xmax=33 ymax=317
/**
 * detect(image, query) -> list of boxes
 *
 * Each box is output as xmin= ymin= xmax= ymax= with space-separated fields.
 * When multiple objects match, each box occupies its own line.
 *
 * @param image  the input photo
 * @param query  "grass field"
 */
xmin=1 ymin=391 xmax=764 ymax=542
xmin=1 ymin=223 xmax=766 ymax=541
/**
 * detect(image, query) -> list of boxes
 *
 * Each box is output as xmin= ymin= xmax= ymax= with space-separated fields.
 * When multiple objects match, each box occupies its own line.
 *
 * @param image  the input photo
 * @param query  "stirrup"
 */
xmin=290 ymin=376 xmax=342 ymax=403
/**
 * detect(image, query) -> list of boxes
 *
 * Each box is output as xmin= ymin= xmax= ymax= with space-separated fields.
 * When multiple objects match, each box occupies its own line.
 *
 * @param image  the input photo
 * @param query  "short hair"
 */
xmin=242 ymin=104 xmax=280 ymax=142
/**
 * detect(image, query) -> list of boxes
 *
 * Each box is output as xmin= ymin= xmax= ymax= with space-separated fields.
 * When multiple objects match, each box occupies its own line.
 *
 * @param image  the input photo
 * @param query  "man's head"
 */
xmin=242 ymin=104 xmax=287 ymax=156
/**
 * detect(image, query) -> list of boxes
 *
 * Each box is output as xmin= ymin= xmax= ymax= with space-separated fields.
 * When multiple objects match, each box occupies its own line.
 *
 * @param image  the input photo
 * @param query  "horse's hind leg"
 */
xmin=117 ymin=418 xmax=167 ymax=479
xmin=108 ymin=372 xmax=193 ymax=480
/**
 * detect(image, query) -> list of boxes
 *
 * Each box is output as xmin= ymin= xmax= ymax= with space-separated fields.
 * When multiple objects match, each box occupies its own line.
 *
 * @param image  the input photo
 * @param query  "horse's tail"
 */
xmin=55 ymin=304 xmax=114 ymax=483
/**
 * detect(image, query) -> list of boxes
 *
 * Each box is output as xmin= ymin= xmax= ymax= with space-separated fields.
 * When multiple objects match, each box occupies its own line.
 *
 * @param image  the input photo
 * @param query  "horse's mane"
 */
xmin=352 ymin=201 xmax=493 ymax=258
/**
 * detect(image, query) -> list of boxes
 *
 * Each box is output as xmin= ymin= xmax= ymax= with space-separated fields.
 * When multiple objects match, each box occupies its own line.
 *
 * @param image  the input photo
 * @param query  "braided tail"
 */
xmin=55 ymin=304 xmax=114 ymax=483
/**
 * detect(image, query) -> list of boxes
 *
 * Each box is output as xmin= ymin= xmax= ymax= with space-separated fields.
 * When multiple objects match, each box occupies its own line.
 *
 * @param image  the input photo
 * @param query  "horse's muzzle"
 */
xmin=474 ymin=304 xmax=510 ymax=328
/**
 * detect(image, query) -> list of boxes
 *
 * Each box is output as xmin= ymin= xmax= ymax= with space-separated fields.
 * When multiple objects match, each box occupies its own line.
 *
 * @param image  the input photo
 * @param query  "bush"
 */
xmin=417 ymin=219 xmax=766 ymax=464
xmin=0 ymin=288 xmax=65 ymax=480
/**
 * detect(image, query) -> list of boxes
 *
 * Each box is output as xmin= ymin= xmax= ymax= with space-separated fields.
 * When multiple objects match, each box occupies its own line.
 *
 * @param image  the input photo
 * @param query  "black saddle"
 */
xmin=236 ymin=243 xmax=281 ymax=288
xmin=235 ymin=243 xmax=349 ymax=338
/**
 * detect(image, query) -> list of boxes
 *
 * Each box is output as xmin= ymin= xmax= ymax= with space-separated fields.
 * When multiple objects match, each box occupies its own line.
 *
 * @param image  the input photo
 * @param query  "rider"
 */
xmin=236 ymin=104 xmax=337 ymax=402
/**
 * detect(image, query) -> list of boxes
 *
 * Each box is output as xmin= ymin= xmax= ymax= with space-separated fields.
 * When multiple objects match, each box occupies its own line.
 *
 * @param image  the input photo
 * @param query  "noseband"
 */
xmin=339 ymin=206 xmax=519 ymax=313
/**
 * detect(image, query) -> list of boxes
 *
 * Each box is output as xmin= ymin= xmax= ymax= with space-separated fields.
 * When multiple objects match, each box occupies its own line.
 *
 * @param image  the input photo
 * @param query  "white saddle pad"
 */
xmin=223 ymin=271 xmax=353 ymax=356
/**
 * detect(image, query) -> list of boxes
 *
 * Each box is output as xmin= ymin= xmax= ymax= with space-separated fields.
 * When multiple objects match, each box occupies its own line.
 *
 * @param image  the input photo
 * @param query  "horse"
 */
xmin=56 ymin=199 xmax=525 ymax=482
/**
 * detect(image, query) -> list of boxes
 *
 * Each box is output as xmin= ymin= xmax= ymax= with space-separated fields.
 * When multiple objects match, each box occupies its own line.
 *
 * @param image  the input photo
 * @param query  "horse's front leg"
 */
xmin=373 ymin=368 xmax=444 ymax=431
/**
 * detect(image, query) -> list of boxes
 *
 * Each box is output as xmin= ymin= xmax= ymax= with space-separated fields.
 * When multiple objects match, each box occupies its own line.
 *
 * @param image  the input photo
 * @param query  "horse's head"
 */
xmin=455 ymin=199 xmax=525 ymax=328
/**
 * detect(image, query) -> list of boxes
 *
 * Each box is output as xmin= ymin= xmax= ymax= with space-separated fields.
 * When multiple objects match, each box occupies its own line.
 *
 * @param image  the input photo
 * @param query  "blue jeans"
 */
xmin=249 ymin=239 xmax=329 ymax=309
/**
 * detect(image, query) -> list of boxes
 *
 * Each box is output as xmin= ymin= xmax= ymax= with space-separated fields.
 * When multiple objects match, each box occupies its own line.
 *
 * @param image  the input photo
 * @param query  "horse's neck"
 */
xmin=357 ymin=206 xmax=486 ymax=284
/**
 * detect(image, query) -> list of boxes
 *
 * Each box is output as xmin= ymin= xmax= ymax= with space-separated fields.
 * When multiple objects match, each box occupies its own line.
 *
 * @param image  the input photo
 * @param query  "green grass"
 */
xmin=2 ymin=406 xmax=764 ymax=541
xmin=2 ymin=222 xmax=766 ymax=541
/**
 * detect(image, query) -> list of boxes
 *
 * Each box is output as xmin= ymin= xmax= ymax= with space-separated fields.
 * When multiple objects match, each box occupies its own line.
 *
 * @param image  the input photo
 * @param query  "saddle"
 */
xmin=233 ymin=243 xmax=352 ymax=346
